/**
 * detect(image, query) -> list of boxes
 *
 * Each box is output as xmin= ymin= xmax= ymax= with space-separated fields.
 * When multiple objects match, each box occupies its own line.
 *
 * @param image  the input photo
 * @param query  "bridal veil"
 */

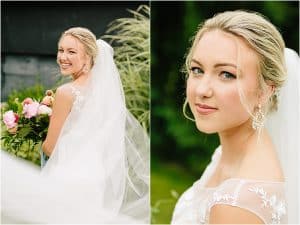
xmin=266 ymin=48 xmax=300 ymax=223
xmin=1 ymin=39 xmax=150 ymax=223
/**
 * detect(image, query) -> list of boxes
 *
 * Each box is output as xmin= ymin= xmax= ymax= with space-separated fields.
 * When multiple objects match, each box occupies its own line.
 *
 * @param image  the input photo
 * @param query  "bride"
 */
xmin=1 ymin=27 xmax=149 ymax=223
xmin=172 ymin=11 xmax=299 ymax=224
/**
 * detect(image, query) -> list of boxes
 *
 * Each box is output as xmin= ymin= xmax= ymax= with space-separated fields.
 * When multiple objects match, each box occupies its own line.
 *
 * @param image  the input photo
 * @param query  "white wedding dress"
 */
xmin=171 ymin=147 xmax=287 ymax=224
xmin=172 ymin=48 xmax=299 ymax=224
xmin=1 ymin=40 xmax=150 ymax=224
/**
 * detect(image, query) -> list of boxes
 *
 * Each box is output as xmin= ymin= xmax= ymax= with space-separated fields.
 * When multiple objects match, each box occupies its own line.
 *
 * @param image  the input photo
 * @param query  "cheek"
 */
xmin=56 ymin=53 xmax=62 ymax=62
xmin=69 ymin=54 xmax=79 ymax=62
xmin=216 ymin=83 xmax=253 ymax=123
xmin=186 ymin=78 xmax=196 ymax=106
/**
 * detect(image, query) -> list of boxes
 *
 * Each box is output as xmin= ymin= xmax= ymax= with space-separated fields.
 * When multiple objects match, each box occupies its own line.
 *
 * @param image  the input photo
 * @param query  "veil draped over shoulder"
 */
xmin=266 ymin=48 xmax=300 ymax=223
xmin=1 ymin=39 xmax=150 ymax=223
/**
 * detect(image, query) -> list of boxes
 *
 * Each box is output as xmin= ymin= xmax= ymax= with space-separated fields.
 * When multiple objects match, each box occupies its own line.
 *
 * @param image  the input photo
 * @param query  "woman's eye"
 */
xmin=220 ymin=71 xmax=236 ymax=80
xmin=58 ymin=49 xmax=63 ymax=53
xmin=190 ymin=67 xmax=204 ymax=76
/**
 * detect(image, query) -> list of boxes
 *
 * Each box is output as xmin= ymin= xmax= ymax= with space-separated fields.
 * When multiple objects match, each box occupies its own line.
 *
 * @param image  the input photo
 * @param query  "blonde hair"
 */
xmin=185 ymin=10 xmax=287 ymax=114
xmin=59 ymin=27 xmax=98 ymax=68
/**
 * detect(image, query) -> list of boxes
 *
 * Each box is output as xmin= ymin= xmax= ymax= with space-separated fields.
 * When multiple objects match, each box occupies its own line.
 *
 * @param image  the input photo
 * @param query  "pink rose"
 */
xmin=22 ymin=97 xmax=33 ymax=105
xmin=3 ymin=110 xmax=19 ymax=129
xmin=38 ymin=105 xmax=52 ymax=116
xmin=22 ymin=102 xmax=40 ymax=118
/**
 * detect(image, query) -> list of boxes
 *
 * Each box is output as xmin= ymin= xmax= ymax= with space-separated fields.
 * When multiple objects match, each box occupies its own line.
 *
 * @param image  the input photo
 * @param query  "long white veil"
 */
xmin=1 ymin=39 xmax=149 ymax=223
xmin=265 ymin=48 xmax=300 ymax=223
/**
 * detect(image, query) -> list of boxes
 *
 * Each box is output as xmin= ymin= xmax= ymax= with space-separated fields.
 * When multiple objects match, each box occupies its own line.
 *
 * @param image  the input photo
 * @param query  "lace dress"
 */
xmin=171 ymin=147 xmax=287 ymax=224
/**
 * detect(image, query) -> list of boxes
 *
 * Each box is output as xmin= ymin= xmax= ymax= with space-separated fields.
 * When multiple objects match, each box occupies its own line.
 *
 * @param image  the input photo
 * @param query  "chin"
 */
xmin=195 ymin=121 xmax=218 ymax=134
xmin=60 ymin=70 xmax=71 ymax=76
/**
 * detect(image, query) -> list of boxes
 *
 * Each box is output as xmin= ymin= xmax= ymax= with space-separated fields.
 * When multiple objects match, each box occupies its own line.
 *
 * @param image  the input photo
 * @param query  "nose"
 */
xmin=195 ymin=74 xmax=213 ymax=99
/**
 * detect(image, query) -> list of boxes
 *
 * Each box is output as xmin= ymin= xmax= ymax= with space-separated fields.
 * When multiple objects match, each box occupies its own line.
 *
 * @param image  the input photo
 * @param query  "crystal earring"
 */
xmin=252 ymin=104 xmax=265 ymax=130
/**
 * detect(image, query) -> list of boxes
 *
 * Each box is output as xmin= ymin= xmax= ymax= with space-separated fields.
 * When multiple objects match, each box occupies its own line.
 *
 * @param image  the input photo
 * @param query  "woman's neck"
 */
xmin=218 ymin=118 xmax=262 ymax=164
xmin=216 ymin=119 xmax=283 ymax=182
xmin=72 ymin=71 xmax=90 ymax=87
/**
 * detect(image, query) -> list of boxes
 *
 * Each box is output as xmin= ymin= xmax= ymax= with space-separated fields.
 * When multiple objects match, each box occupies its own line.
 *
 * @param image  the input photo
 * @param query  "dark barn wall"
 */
xmin=1 ymin=1 xmax=146 ymax=101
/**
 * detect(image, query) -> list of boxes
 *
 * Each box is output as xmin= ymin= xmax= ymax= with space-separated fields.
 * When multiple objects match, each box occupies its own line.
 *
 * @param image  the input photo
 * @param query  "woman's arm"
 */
xmin=209 ymin=204 xmax=264 ymax=224
xmin=42 ymin=85 xmax=73 ymax=156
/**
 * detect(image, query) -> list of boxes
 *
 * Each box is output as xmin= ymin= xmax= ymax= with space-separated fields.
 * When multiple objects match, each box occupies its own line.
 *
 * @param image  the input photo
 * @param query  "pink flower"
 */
xmin=22 ymin=97 xmax=33 ymax=105
xmin=22 ymin=102 xmax=40 ymax=118
xmin=3 ymin=110 xmax=19 ymax=129
xmin=38 ymin=105 xmax=52 ymax=116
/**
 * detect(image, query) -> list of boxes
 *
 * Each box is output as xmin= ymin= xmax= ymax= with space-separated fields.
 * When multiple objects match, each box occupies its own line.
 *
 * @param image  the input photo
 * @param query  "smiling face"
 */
xmin=186 ymin=29 xmax=260 ymax=134
xmin=57 ymin=35 xmax=88 ymax=76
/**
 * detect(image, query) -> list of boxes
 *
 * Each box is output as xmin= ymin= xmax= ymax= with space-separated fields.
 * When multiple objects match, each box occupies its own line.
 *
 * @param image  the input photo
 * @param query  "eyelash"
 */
xmin=189 ymin=66 xmax=236 ymax=80
xmin=58 ymin=49 xmax=76 ymax=54
xmin=220 ymin=71 xmax=236 ymax=80
xmin=189 ymin=67 xmax=204 ymax=76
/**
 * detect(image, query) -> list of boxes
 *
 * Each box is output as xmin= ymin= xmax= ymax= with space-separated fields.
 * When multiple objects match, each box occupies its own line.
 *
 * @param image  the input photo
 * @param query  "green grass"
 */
xmin=151 ymin=158 xmax=197 ymax=224
xmin=102 ymin=5 xmax=150 ymax=133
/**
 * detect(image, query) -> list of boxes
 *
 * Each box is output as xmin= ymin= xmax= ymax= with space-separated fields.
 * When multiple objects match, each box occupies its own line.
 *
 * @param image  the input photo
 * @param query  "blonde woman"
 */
xmin=171 ymin=11 xmax=299 ymax=224
xmin=2 ymin=27 xmax=149 ymax=223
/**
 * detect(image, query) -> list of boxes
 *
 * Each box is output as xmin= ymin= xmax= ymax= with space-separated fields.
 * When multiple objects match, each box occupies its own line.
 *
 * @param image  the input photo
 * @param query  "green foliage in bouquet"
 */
xmin=1 ymin=84 xmax=54 ymax=165
xmin=103 ymin=5 xmax=150 ymax=133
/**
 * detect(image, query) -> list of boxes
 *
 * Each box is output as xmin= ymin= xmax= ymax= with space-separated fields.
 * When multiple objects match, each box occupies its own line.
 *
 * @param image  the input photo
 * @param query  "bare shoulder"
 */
xmin=209 ymin=204 xmax=264 ymax=224
xmin=53 ymin=83 xmax=75 ymax=107
xmin=56 ymin=82 xmax=73 ymax=92
xmin=55 ymin=83 xmax=74 ymax=99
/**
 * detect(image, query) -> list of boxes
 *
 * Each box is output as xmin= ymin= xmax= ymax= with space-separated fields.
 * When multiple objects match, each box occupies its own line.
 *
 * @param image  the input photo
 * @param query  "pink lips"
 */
xmin=195 ymin=103 xmax=218 ymax=115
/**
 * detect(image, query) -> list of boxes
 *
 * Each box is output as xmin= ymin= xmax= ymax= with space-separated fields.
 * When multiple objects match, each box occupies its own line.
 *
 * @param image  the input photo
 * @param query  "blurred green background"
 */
xmin=151 ymin=1 xmax=299 ymax=224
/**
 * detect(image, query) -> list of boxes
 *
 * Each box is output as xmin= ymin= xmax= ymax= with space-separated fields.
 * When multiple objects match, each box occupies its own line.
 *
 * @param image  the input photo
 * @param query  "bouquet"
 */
xmin=1 ymin=90 xmax=55 ymax=163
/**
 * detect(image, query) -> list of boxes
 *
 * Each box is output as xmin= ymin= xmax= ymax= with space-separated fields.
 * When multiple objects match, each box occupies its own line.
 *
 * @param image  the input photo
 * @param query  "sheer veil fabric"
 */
xmin=266 ymin=48 xmax=300 ymax=223
xmin=1 ymin=39 xmax=150 ymax=223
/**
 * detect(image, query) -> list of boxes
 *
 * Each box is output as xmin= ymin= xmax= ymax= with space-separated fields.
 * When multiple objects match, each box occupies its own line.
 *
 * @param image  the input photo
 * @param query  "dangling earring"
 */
xmin=252 ymin=103 xmax=265 ymax=130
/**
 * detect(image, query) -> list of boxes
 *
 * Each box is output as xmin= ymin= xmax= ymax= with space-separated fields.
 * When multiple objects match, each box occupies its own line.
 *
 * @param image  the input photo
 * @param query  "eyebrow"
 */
xmin=58 ymin=47 xmax=77 ymax=51
xmin=191 ymin=59 xmax=237 ymax=68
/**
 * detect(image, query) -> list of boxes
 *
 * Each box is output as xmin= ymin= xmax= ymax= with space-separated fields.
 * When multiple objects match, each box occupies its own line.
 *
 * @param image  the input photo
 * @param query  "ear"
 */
xmin=258 ymin=81 xmax=275 ymax=105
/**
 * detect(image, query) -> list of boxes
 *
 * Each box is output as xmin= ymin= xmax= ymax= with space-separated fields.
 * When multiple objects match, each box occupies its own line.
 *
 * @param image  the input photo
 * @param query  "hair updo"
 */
xmin=185 ymin=10 xmax=287 ymax=113
xmin=59 ymin=27 xmax=98 ymax=68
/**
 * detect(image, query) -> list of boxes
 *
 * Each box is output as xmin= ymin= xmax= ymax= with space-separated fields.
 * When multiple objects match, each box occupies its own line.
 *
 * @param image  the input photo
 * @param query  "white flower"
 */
xmin=38 ymin=105 xmax=52 ymax=116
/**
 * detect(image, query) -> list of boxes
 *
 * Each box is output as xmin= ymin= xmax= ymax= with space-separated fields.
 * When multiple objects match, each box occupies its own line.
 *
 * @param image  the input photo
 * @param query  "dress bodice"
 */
xmin=171 ymin=147 xmax=287 ymax=224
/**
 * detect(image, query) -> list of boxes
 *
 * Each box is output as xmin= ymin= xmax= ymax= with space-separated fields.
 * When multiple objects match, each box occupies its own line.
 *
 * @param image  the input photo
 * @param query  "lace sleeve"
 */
xmin=208 ymin=179 xmax=287 ymax=224
xmin=70 ymin=85 xmax=85 ymax=112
